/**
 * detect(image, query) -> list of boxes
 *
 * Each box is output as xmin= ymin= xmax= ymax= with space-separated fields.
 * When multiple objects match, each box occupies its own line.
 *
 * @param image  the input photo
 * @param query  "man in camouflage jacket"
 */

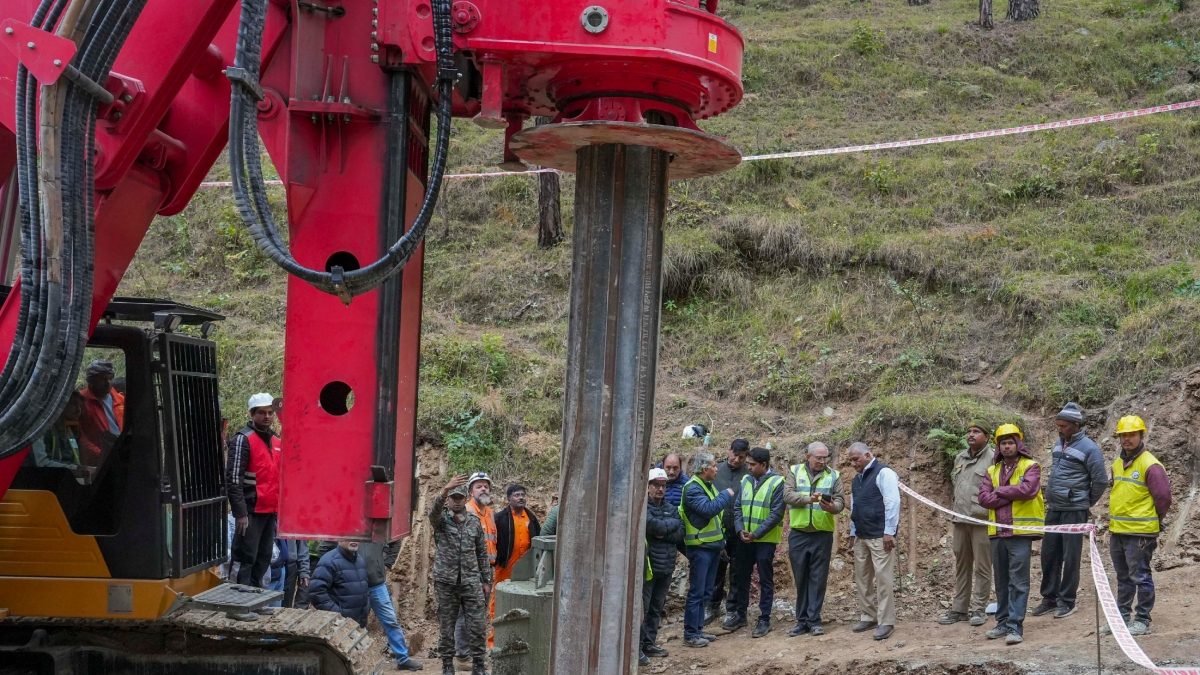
xmin=430 ymin=474 xmax=493 ymax=675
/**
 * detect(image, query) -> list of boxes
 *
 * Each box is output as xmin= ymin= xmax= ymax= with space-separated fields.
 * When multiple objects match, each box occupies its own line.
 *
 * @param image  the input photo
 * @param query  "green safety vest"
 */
xmin=740 ymin=472 xmax=784 ymax=543
xmin=788 ymin=464 xmax=839 ymax=532
xmin=678 ymin=476 xmax=724 ymax=546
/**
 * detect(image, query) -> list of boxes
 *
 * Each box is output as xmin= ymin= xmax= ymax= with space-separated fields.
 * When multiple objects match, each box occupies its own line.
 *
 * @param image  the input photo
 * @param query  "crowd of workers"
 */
xmin=221 ymin=387 xmax=1173 ymax=673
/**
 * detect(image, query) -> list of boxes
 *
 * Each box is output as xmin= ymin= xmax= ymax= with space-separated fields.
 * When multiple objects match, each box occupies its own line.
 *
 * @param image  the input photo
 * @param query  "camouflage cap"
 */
xmin=448 ymin=484 xmax=469 ymax=498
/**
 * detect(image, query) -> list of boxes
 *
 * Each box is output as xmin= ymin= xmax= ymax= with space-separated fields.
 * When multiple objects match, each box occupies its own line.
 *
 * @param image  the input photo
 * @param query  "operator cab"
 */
xmin=1 ymin=287 xmax=228 ymax=580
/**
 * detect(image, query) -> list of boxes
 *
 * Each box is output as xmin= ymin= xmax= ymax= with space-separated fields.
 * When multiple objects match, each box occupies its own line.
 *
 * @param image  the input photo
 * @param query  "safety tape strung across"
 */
xmin=899 ymin=482 xmax=1200 ymax=675
xmin=196 ymin=99 xmax=1200 ymax=188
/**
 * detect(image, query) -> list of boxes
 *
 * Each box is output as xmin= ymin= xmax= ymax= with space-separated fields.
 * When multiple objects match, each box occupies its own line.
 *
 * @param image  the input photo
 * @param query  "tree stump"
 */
xmin=1006 ymin=0 xmax=1039 ymax=21
xmin=980 ymin=0 xmax=994 ymax=28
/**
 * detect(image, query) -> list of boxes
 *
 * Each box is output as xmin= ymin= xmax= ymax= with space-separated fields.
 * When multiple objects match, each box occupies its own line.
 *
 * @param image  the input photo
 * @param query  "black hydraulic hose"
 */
xmin=228 ymin=0 xmax=457 ymax=299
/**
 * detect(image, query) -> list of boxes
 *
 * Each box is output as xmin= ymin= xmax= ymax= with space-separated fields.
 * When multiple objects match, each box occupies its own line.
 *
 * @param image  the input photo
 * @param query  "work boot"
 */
xmin=643 ymin=644 xmax=669 ymax=658
xmin=683 ymin=636 xmax=709 ymax=648
xmin=470 ymin=657 xmax=488 ymax=675
xmin=699 ymin=632 xmax=718 ymax=642
xmin=722 ymin=611 xmax=747 ymax=631
xmin=1129 ymin=620 xmax=1151 ymax=636
xmin=395 ymin=659 xmax=424 ymax=671
xmin=809 ymin=625 xmax=825 ymax=636
xmin=787 ymin=623 xmax=809 ymax=637
xmin=850 ymin=620 xmax=877 ymax=633
xmin=1005 ymin=633 xmax=1023 ymax=645
xmin=441 ymin=659 xmax=454 ymax=675
xmin=937 ymin=611 xmax=967 ymax=625
xmin=1029 ymin=601 xmax=1056 ymax=617
xmin=1054 ymin=605 xmax=1077 ymax=619
xmin=638 ymin=653 xmax=650 ymax=667
xmin=872 ymin=624 xmax=894 ymax=641
xmin=703 ymin=608 xmax=717 ymax=626
xmin=985 ymin=625 xmax=1008 ymax=640
xmin=752 ymin=618 xmax=771 ymax=638
xmin=969 ymin=611 xmax=987 ymax=626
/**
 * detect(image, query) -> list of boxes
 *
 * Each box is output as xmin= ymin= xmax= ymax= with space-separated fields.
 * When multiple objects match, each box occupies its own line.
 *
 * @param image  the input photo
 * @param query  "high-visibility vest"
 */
xmin=468 ymin=500 xmax=498 ymax=565
xmin=678 ymin=477 xmax=724 ymax=546
xmin=739 ymin=473 xmax=784 ymax=543
xmin=986 ymin=457 xmax=1045 ymax=536
xmin=788 ymin=464 xmax=839 ymax=532
xmin=1110 ymin=450 xmax=1164 ymax=535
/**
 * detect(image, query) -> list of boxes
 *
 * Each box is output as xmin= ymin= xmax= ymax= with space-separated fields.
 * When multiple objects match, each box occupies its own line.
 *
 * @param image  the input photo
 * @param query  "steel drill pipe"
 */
xmin=551 ymin=142 xmax=669 ymax=674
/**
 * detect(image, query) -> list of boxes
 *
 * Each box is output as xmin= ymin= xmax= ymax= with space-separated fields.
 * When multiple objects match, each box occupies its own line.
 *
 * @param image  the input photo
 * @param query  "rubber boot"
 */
xmin=471 ymin=657 xmax=488 ymax=675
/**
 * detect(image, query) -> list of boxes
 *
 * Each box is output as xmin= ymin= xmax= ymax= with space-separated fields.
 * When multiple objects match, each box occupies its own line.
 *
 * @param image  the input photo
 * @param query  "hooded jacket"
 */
xmin=1047 ymin=430 xmax=1107 ymax=511
xmin=309 ymin=546 xmax=370 ymax=626
xmin=978 ymin=441 xmax=1042 ymax=539
xmin=645 ymin=497 xmax=684 ymax=576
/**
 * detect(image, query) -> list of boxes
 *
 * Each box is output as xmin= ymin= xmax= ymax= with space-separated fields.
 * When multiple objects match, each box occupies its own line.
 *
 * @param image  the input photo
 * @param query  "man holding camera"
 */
xmin=782 ymin=442 xmax=845 ymax=637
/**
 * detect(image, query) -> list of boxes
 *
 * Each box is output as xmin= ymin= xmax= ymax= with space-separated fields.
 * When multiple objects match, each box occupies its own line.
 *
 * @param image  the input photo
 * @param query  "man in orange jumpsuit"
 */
xmin=495 ymin=484 xmax=542 ymax=583
xmin=457 ymin=472 xmax=497 ymax=657
xmin=77 ymin=360 xmax=124 ymax=466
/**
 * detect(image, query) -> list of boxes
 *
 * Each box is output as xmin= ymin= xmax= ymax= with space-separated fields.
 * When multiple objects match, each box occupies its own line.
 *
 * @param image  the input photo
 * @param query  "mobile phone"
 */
xmin=819 ymin=493 xmax=832 ymax=503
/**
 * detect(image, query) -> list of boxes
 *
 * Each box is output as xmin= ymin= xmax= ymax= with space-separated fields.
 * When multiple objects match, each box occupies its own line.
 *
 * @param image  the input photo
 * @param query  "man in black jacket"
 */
xmin=309 ymin=541 xmax=370 ymax=627
xmin=641 ymin=468 xmax=683 ymax=665
xmin=494 ymin=484 xmax=542 ymax=584
xmin=710 ymin=439 xmax=750 ymax=620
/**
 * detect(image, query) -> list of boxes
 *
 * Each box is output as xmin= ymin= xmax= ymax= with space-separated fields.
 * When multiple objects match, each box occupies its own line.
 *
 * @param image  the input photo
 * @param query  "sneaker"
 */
xmin=969 ymin=611 xmax=987 ymax=627
xmin=809 ymin=625 xmax=825 ymax=636
xmin=723 ymin=612 xmax=747 ymax=630
xmin=1029 ymin=601 xmax=1056 ymax=617
xmin=699 ymin=632 xmax=718 ymax=642
xmin=1006 ymin=633 xmax=1023 ymax=645
xmin=1054 ymin=605 xmax=1077 ymax=619
xmin=1129 ymin=620 xmax=1151 ymax=636
xmin=395 ymin=659 xmax=424 ymax=671
xmin=703 ymin=608 xmax=716 ymax=626
xmin=643 ymin=644 xmax=669 ymax=658
xmin=638 ymin=653 xmax=650 ymax=667
xmin=788 ymin=623 xmax=809 ymax=637
xmin=683 ymin=636 xmax=709 ymax=648
xmin=938 ymin=611 xmax=967 ymax=625
xmin=872 ymin=625 xmax=894 ymax=641
xmin=851 ymin=620 xmax=877 ymax=633
xmin=985 ymin=625 xmax=1008 ymax=640
xmin=752 ymin=619 xmax=771 ymax=638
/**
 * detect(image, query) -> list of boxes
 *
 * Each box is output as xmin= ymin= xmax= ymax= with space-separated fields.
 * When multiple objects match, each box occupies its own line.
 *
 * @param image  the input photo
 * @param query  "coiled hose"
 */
xmin=0 ymin=0 xmax=148 ymax=458
xmin=228 ymin=0 xmax=457 ymax=300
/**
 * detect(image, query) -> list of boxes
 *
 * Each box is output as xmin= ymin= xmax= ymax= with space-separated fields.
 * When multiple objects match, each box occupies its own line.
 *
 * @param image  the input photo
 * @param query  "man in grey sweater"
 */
xmin=1031 ymin=402 xmax=1107 ymax=619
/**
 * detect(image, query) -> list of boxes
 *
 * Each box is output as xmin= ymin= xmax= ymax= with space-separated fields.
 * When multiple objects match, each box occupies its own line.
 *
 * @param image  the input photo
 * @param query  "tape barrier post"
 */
xmin=898 ymin=482 xmax=1200 ymax=675
xmin=199 ymin=100 xmax=1200 ymax=188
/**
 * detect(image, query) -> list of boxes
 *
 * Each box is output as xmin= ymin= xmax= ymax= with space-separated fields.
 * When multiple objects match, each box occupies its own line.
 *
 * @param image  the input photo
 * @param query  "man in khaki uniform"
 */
xmin=939 ymin=424 xmax=993 ymax=626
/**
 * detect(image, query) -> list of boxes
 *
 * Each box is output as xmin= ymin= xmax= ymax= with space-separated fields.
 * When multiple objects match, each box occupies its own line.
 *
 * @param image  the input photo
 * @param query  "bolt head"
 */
xmin=52 ymin=59 xmax=62 ymax=67
xmin=26 ymin=41 xmax=35 ymax=49
xmin=4 ymin=27 xmax=14 ymax=35
xmin=370 ymin=55 xmax=380 ymax=63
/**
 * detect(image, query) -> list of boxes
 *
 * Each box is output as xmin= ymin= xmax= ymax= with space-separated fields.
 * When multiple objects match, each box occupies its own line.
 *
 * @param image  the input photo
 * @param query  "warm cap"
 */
xmin=1056 ymin=401 xmax=1084 ymax=425
xmin=967 ymin=422 xmax=991 ymax=436
xmin=85 ymin=360 xmax=115 ymax=378
xmin=648 ymin=467 xmax=668 ymax=482
xmin=448 ymin=484 xmax=469 ymax=498
xmin=467 ymin=471 xmax=492 ymax=489
xmin=248 ymin=392 xmax=275 ymax=411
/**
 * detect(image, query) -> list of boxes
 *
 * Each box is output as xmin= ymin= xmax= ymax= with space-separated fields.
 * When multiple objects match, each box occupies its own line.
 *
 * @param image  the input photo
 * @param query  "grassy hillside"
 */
xmin=120 ymin=0 xmax=1200 ymax=484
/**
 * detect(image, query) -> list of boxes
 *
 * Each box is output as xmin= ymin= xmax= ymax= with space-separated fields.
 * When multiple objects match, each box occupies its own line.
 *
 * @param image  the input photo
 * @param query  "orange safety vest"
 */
xmin=468 ymin=499 xmax=498 ymax=566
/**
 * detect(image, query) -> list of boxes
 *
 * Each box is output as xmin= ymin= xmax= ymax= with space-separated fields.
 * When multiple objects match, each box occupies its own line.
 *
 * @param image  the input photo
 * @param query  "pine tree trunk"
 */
xmin=980 ymin=0 xmax=994 ymax=28
xmin=908 ymin=0 xmax=931 ymax=5
xmin=535 ymin=116 xmax=564 ymax=249
xmin=1006 ymin=0 xmax=1039 ymax=21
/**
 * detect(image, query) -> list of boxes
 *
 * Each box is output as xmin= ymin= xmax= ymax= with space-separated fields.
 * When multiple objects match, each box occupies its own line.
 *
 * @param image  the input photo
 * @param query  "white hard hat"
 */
xmin=248 ymin=392 xmax=275 ymax=410
xmin=467 ymin=471 xmax=492 ymax=488
xmin=648 ymin=468 xmax=668 ymax=482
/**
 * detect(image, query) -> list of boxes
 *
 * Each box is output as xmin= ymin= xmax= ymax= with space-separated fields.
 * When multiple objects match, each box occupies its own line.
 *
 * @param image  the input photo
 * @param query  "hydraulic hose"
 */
xmin=0 ymin=0 xmax=148 ymax=458
xmin=228 ymin=0 xmax=456 ymax=299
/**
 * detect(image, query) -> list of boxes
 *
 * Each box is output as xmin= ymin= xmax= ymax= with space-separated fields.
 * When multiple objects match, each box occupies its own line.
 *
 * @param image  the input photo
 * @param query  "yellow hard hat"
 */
xmin=994 ymin=423 xmax=1023 ymax=443
xmin=1115 ymin=415 xmax=1147 ymax=435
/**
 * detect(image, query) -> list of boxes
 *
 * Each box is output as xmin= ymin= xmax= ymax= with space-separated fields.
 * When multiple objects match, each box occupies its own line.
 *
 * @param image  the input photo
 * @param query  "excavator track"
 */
xmin=0 ymin=607 xmax=376 ymax=674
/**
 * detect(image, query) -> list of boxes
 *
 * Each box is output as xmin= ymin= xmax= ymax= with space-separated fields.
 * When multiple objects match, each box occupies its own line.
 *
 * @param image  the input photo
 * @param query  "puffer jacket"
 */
xmin=645 ymin=498 xmax=683 ymax=576
xmin=308 ymin=546 xmax=370 ymax=626
xmin=1046 ymin=430 xmax=1107 ymax=511
xmin=950 ymin=445 xmax=993 ymax=522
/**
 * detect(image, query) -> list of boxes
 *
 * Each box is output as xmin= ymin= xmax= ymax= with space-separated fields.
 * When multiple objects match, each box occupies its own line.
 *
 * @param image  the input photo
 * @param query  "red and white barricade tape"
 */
xmin=197 ymin=100 xmax=1200 ymax=188
xmin=899 ymin=481 xmax=1200 ymax=675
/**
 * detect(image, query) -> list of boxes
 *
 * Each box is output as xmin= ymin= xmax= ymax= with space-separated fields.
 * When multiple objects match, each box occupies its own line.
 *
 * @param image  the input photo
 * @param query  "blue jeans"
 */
xmin=684 ymin=547 xmax=721 ymax=638
xmin=369 ymin=583 xmax=411 ymax=664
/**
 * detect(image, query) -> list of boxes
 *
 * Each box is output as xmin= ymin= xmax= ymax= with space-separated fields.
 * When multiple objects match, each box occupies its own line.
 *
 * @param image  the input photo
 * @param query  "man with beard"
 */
xmin=226 ymin=393 xmax=282 ymax=587
xmin=431 ymin=476 xmax=491 ymax=675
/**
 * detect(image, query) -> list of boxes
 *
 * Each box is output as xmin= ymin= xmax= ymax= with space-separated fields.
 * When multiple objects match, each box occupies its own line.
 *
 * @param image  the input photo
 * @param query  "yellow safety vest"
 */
xmin=739 ymin=473 xmax=784 ymax=544
xmin=678 ymin=476 xmax=724 ymax=546
xmin=1110 ymin=449 xmax=1164 ymax=535
xmin=788 ymin=464 xmax=839 ymax=532
xmin=986 ymin=457 xmax=1045 ymax=536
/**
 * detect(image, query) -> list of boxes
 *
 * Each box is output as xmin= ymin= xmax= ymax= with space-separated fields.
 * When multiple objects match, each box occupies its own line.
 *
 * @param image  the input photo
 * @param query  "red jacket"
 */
xmin=78 ymin=387 xmax=125 ymax=466
xmin=225 ymin=424 xmax=282 ymax=516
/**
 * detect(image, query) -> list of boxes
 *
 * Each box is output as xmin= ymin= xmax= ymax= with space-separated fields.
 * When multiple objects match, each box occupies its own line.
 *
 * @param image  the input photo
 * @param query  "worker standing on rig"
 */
xmin=226 ymin=393 xmax=282 ymax=588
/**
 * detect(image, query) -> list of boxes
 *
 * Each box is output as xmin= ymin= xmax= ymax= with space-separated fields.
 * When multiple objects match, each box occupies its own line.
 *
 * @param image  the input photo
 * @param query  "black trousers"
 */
xmin=232 ymin=512 xmax=276 ymax=587
xmin=283 ymin=560 xmax=309 ymax=608
xmin=731 ymin=541 xmax=777 ymax=620
xmin=788 ymin=530 xmax=834 ymax=626
xmin=710 ymin=533 xmax=743 ymax=611
xmin=640 ymin=564 xmax=674 ymax=649
xmin=1039 ymin=509 xmax=1087 ymax=608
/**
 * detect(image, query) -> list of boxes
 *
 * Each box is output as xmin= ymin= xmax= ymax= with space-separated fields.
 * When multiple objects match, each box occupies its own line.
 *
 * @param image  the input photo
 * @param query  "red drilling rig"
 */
xmin=0 ymin=1 xmax=743 ymax=671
